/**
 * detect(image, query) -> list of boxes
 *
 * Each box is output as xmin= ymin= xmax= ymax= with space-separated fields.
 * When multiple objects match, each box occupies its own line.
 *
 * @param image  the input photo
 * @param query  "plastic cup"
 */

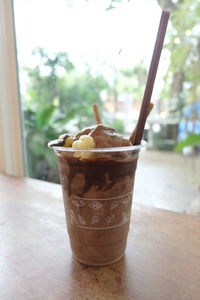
xmin=48 ymin=143 xmax=144 ymax=266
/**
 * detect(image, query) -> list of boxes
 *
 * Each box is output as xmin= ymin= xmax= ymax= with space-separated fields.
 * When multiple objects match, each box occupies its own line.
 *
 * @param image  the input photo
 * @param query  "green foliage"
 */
xmin=23 ymin=48 xmax=109 ymax=180
xmin=103 ymin=0 xmax=200 ymax=108
xmin=159 ymin=0 xmax=200 ymax=104
xmin=23 ymin=46 xmax=149 ymax=181
xmin=112 ymin=63 xmax=147 ymax=101
xmin=57 ymin=70 xmax=108 ymax=128
xmin=106 ymin=0 xmax=131 ymax=10
xmin=175 ymin=134 xmax=200 ymax=151
xmin=106 ymin=118 xmax=125 ymax=133
xmin=23 ymin=0 xmax=200 ymax=181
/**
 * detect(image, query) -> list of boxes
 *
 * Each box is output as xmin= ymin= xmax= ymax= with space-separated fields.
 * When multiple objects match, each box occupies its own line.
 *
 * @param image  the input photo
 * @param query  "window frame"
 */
xmin=0 ymin=0 xmax=24 ymax=177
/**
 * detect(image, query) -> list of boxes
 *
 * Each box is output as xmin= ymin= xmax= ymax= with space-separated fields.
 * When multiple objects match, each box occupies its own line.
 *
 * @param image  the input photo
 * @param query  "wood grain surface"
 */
xmin=0 ymin=173 xmax=200 ymax=300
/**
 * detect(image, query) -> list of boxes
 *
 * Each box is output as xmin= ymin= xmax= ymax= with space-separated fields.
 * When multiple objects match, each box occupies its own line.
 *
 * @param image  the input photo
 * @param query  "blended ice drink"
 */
xmin=49 ymin=124 xmax=143 ymax=266
xmin=48 ymin=9 xmax=170 ymax=266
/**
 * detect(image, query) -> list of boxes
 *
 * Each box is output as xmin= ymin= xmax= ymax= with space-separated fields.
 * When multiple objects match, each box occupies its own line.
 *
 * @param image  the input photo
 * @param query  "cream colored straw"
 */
xmin=92 ymin=104 xmax=102 ymax=124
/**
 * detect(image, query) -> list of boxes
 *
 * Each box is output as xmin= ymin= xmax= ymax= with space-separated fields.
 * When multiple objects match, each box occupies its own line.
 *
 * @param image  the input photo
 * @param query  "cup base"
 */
xmin=72 ymin=252 xmax=125 ymax=267
xmin=69 ymin=235 xmax=127 ymax=267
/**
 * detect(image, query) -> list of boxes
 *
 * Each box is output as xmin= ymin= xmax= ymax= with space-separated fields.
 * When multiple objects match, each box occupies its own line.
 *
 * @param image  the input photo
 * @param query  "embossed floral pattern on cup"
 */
xmin=67 ymin=192 xmax=133 ymax=229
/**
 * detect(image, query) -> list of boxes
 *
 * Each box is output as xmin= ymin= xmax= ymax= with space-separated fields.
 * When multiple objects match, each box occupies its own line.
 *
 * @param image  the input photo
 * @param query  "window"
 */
xmin=13 ymin=0 xmax=166 ymax=182
xmin=1 ymin=0 xmax=200 ymax=215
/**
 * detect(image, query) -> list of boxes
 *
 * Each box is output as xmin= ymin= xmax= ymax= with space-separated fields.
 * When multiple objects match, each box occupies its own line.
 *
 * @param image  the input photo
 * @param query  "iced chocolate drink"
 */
xmin=47 ymin=6 xmax=170 ymax=265
xmin=49 ymin=124 xmax=143 ymax=266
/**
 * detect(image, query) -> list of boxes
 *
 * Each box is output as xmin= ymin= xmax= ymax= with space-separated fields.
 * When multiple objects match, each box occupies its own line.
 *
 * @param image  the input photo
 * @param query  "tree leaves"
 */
xmin=36 ymin=103 xmax=57 ymax=129
xmin=158 ymin=0 xmax=200 ymax=103
xmin=23 ymin=48 xmax=109 ymax=180
xmin=175 ymin=133 xmax=200 ymax=150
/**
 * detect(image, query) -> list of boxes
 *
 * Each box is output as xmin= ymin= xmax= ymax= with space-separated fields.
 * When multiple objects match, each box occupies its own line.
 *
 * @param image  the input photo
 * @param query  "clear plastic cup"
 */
xmin=48 ymin=143 xmax=144 ymax=266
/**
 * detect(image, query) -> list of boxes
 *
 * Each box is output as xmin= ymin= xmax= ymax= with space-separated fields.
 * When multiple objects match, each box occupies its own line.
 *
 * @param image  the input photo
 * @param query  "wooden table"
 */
xmin=0 ymin=173 xmax=200 ymax=300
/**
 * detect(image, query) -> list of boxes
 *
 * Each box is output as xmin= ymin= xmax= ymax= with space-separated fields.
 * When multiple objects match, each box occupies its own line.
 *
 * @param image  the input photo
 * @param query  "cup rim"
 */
xmin=48 ymin=140 xmax=146 ymax=153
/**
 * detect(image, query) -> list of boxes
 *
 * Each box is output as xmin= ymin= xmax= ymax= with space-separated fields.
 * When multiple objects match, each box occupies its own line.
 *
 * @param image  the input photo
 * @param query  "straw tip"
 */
xmin=163 ymin=9 xmax=171 ymax=16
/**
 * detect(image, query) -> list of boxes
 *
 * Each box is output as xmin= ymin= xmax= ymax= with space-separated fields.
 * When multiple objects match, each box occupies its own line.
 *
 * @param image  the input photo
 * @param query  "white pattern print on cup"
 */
xmin=122 ymin=212 xmax=129 ymax=223
xmin=106 ymin=214 xmax=115 ymax=225
xmin=78 ymin=214 xmax=86 ymax=225
xmin=72 ymin=198 xmax=85 ymax=209
xmin=88 ymin=201 xmax=103 ymax=211
xmin=111 ymin=200 xmax=118 ymax=211
xmin=69 ymin=193 xmax=133 ymax=228
xmin=91 ymin=216 xmax=100 ymax=225
xmin=121 ymin=193 xmax=132 ymax=205
xmin=69 ymin=210 xmax=75 ymax=225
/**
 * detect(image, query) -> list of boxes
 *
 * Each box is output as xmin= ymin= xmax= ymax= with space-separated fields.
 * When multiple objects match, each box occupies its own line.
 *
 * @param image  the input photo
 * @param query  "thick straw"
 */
xmin=92 ymin=104 xmax=102 ymax=124
xmin=129 ymin=102 xmax=154 ymax=144
xmin=133 ymin=10 xmax=170 ymax=145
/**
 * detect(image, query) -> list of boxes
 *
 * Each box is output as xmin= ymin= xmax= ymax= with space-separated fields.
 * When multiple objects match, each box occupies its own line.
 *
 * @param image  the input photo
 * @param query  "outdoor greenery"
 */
xmin=107 ymin=0 xmax=200 ymax=109
xmin=22 ymin=47 xmax=147 ymax=181
xmin=21 ymin=0 xmax=200 ymax=182
xmin=22 ymin=48 xmax=110 ymax=181
xmin=158 ymin=0 xmax=200 ymax=152
xmin=175 ymin=133 xmax=200 ymax=150
xmin=159 ymin=0 xmax=200 ymax=106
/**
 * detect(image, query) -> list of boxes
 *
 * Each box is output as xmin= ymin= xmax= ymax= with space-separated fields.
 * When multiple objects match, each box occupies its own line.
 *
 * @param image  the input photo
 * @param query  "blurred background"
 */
xmin=13 ymin=0 xmax=200 ymax=215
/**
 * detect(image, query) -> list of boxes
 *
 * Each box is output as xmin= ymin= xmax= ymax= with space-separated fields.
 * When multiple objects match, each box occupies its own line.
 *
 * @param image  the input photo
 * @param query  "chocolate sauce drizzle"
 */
xmin=57 ymin=156 xmax=138 ymax=198
xmin=49 ymin=134 xmax=70 ymax=147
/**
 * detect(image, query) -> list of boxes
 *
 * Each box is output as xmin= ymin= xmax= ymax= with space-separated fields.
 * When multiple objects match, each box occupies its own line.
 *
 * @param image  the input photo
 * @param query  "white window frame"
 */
xmin=0 ymin=0 xmax=24 ymax=177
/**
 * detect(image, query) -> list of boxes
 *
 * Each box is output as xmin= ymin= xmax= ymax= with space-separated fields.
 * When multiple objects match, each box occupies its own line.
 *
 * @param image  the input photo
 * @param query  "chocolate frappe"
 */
xmin=48 ymin=7 xmax=170 ymax=265
xmin=49 ymin=124 xmax=142 ymax=266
